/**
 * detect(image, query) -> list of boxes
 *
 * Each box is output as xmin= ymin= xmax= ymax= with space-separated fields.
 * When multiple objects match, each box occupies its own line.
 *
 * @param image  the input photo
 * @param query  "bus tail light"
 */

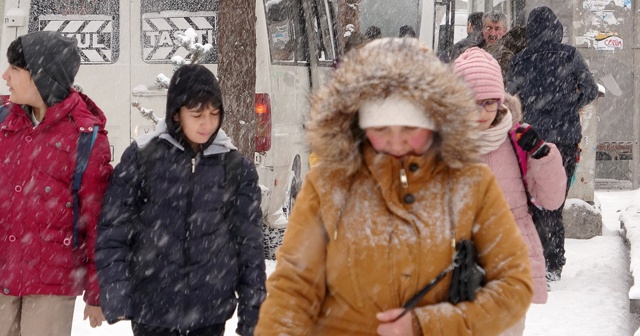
xmin=255 ymin=93 xmax=272 ymax=152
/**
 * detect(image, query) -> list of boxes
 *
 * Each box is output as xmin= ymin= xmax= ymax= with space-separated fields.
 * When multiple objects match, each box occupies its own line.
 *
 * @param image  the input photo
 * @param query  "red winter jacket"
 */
xmin=0 ymin=90 xmax=113 ymax=305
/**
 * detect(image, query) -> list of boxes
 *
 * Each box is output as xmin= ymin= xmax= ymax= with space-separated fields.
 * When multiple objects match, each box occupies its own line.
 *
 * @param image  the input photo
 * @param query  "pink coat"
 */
xmin=480 ymin=138 xmax=565 ymax=303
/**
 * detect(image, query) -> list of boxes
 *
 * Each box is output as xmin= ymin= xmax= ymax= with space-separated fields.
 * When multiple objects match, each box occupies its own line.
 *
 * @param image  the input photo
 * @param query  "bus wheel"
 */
xmin=263 ymin=225 xmax=285 ymax=260
xmin=283 ymin=173 xmax=300 ymax=219
xmin=263 ymin=170 xmax=300 ymax=260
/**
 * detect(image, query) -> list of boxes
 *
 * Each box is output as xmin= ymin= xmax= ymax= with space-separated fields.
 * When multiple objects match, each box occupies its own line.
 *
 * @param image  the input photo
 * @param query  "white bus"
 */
xmin=1 ymin=0 xmax=516 ymax=257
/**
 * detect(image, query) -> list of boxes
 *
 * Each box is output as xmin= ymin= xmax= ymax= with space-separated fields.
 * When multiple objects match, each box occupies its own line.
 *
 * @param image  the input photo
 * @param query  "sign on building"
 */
xmin=40 ymin=15 xmax=114 ymax=64
xmin=595 ymin=33 xmax=623 ymax=51
xmin=141 ymin=11 xmax=218 ymax=63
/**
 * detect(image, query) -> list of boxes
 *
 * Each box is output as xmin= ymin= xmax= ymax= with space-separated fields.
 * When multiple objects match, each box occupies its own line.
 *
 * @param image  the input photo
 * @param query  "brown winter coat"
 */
xmin=255 ymin=38 xmax=533 ymax=336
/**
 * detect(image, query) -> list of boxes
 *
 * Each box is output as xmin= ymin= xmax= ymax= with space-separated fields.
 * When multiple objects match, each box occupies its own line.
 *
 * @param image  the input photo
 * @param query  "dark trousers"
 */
xmin=131 ymin=322 xmax=225 ymax=336
xmin=532 ymin=143 xmax=579 ymax=273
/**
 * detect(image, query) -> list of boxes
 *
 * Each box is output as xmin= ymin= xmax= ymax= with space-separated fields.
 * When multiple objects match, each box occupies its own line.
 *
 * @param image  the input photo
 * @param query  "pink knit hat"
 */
xmin=453 ymin=47 xmax=504 ymax=102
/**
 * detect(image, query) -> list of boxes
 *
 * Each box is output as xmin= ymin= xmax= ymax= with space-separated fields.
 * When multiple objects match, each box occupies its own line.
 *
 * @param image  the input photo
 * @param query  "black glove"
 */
xmin=516 ymin=123 xmax=550 ymax=159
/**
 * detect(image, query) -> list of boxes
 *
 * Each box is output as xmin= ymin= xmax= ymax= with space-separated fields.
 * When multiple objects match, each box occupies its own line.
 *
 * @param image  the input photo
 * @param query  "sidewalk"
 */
xmin=70 ymin=189 xmax=638 ymax=336
xmin=525 ymin=188 xmax=637 ymax=335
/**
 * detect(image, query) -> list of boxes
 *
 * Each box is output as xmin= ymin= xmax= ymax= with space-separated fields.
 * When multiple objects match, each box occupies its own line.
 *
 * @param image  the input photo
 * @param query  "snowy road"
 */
xmin=71 ymin=189 xmax=638 ymax=336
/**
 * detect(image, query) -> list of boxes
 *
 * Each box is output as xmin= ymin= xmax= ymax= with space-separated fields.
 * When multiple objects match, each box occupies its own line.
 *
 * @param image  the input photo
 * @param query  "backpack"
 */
xmin=0 ymin=104 xmax=100 ymax=248
xmin=508 ymin=124 xmax=542 ymax=212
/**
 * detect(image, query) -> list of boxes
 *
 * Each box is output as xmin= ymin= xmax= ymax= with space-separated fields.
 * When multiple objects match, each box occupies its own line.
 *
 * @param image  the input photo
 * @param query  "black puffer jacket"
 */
xmin=96 ymin=125 xmax=265 ymax=334
xmin=506 ymin=6 xmax=598 ymax=144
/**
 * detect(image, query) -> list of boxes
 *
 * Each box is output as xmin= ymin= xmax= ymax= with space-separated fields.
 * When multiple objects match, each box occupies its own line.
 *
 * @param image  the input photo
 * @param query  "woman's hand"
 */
xmin=376 ymin=308 xmax=414 ymax=336
xmin=83 ymin=304 xmax=105 ymax=328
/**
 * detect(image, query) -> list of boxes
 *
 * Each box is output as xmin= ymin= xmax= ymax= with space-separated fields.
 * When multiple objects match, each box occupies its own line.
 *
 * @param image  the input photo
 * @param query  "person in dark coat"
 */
xmin=96 ymin=64 xmax=266 ymax=336
xmin=506 ymin=6 xmax=598 ymax=283
xmin=0 ymin=31 xmax=112 ymax=336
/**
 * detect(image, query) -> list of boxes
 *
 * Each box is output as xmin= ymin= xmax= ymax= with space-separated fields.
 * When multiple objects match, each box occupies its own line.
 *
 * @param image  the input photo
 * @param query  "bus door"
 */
xmin=302 ymin=0 xmax=338 ymax=90
xmin=0 ymin=0 xmax=127 ymax=163
xmin=260 ymin=0 xmax=315 ymax=225
xmin=434 ymin=0 xmax=456 ymax=53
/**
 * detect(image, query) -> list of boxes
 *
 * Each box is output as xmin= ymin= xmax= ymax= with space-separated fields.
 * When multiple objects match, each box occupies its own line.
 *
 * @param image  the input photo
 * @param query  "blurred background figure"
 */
xmin=399 ymin=25 xmax=416 ymax=38
xmin=365 ymin=25 xmax=382 ymax=39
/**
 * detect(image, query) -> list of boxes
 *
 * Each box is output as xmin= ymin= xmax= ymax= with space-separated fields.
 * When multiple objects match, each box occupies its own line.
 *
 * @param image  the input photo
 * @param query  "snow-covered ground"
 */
xmin=71 ymin=185 xmax=639 ymax=336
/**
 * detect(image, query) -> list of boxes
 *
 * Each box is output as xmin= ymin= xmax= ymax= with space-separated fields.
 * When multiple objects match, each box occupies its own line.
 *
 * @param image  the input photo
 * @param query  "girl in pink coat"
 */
xmin=453 ymin=47 xmax=567 ymax=335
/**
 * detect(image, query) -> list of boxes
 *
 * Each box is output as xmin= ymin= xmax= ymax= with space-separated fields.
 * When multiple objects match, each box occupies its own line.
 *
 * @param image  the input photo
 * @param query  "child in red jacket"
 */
xmin=0 ymin=31 xmax=113 ymax=335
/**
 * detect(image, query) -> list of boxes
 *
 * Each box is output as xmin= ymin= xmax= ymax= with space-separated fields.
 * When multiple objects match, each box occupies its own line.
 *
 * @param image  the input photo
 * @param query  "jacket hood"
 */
xmin=19 ymin=31 xmax=80 ymax=107
xmin=73 ymin=90 xmax=108 ymax=129
xmin=307 ymin=38 xmax=479 ymax=175
xmin=503 ymin=93 xmax=522 ymax=127
xmin=135 ymin=119 xmax=236 ymax=156
xmin=526 ymin=6 xmax=563 ymax=46
xmin=165 ymin=64 xmax=224 ymax=151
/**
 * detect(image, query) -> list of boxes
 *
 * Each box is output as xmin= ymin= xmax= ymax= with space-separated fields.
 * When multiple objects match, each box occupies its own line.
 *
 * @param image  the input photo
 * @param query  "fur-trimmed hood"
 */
xmin=307 ymin=38 xmax=480 ymax=175
xmin=503 ymin=93 xmax=523 ymax=127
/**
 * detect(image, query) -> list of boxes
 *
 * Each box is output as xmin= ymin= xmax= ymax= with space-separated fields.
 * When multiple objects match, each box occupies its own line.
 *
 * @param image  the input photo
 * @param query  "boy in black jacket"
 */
xmin=96 ymin=64 xmax=266 ymax=336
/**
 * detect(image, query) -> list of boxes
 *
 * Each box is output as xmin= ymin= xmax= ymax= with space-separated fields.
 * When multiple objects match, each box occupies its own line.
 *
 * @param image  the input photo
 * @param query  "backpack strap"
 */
xmin=137 ymin=138 xmax=160 ymax=203
xmin=0 ymin=105 xmax=10 ymax=124
xmin=72 ymin=126 xmax=100 ymax=248
xmin=508 ymin=128 xmax=542 ymax=211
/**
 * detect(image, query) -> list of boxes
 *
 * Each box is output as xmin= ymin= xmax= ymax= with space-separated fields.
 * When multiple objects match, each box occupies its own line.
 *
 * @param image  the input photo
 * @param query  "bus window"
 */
xmin=358 ymin=0 xmax=421 ymax=39
xmin=140 ymin=0 xmax=218 ymax=64
xmin=29 ymin=0 xmax=119 ymax=64
xmin=264 ymin=0 xmax=310 ymax=65
xmin=265 ymin=0 xmax=295 ymax=62
xmin=468 ymin=0 xmax=520 ymax=26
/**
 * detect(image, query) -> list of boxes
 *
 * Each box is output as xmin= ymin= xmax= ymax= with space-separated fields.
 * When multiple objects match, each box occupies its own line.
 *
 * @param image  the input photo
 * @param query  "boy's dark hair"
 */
xmin=399 ymin=25 xmax=416 ymax=38
xmin=165 ymin=64 xmax=224 ymax=149
xmin=7 ymin=38 xmax=28 ymax=70
xmin=468 ymin=12 xmax=484 ymax=33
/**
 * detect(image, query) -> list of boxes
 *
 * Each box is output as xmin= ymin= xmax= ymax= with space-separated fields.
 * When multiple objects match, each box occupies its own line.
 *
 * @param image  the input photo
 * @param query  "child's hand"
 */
xmin=376 ymin=308 xmax=415 ymax=336
xmin=83 ymin=304 xmax=105 ymax=328
xmin=516 ymin=123 xmax=550 ymax=159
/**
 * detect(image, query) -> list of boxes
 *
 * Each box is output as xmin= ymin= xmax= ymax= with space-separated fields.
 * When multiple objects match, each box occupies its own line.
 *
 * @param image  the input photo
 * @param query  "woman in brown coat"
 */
xmin=255 ymin=38 xmax=533 ymax=336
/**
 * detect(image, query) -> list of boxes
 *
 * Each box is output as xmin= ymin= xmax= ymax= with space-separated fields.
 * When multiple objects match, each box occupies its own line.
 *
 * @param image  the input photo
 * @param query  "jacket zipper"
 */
xmin=183 ymin=153 xmax=198 ymax=328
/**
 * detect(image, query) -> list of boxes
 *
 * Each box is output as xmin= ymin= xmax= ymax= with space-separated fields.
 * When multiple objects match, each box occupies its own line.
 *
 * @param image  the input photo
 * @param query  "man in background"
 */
xmin=482 ymin=10 xmax=508 ymax=46
xmin=440 ymin=11 xmax=483 ymax=62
